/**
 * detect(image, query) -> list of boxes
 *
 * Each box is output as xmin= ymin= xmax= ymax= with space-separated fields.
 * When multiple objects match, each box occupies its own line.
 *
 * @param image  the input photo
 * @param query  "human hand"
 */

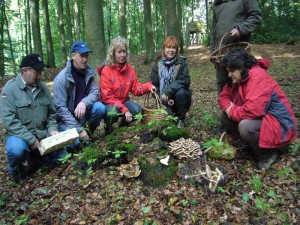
xmin=50 ymin=131 xmax=59 ymax=136
xmin=225 ymin=102 xmax=234 ymax=118
xmin=125 ymin=111 xmax=133 ymax=123
xmin=74 ymin=102 xmax=87 ymax=119
xmin=79 ymin=130 xmax=89 ymax=142
xmin=161 ymin=93 xmax=169 ymax=104
xmin=30 ymin=139 xmax=40 ymax=150
xmin=168 ymin=99 xmax=174 ymax=106
xmin=230 ymin=28 xmax=240 ymax=38
xmin=150 ymin=86 xmax=157 ymax=93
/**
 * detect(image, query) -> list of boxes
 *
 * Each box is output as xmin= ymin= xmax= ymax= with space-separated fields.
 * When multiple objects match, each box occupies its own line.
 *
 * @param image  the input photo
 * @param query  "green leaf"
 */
xmin=150 ymin=198 xmax=158 ymax=204
xmin=141 ymin=206 xmax=151 ymax=213
xmin=242 ymin=193 xmax=250 ymax=201
xmin=191 ymin=215 xmax=196 ymax=223
xmin=267 ymin=190 xmax=276 ymax=199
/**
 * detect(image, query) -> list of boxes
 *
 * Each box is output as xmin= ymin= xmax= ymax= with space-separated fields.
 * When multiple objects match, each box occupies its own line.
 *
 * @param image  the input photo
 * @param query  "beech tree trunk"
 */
xmin=84 ymin=0 xmax=106 ymax=81
xmin=42 ymin=0 xmax=56 ymax=67
xmin=57 ymin=0 xmax=67 ymax=65
xmin=119 ymin=0 xmax=127 ymax=38
xmin=30 ymin=0 xmax=43 ymax=56
xmin=143 ymin=0 xmax=155 ymax=64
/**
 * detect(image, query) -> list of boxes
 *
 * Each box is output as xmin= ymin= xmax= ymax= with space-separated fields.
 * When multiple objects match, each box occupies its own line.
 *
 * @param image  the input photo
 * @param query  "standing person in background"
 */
xmin=219 ymin=48 xmax=297 ymax=170
xmin=210 ymin=0 xmax=262 ymax=95
xmin=97 ymin=36 xmax=156 ymax=135
xmin=1 ymin=54 xmax=66 ymax=181
xmin=53 ymin=41 xmax=105 ymax=150
xmin=150 ymin=36 xmax=192 ymax=128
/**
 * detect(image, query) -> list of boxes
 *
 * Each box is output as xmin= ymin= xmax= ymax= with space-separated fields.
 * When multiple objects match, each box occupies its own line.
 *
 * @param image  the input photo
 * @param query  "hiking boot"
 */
xmin=256 ymin=150 xmax=278 ymax=170
xmin=177 ymin=119 xmax=185 ymax=128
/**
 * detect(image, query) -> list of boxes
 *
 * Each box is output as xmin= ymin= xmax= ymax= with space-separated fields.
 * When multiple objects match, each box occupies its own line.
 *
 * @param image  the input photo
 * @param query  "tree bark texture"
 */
xmin=119 ymin=0 xmax=127 ymax=38
xmin=57 ymin=0 xmax=67 ymax=65
xmin=143 ymin=0 xmax=155 ymax=64
xmin=65 ymin=0 xmax=74 ymax=45
xmin=84 ymin=0 xmax=106 ymax=80
xmin=30 ymin=0 xmax=43 ymax=56
xmin=42 ymin=0 xmax=56 ymax=67
xmin=73 ymin=0 xmax=81 ymax=40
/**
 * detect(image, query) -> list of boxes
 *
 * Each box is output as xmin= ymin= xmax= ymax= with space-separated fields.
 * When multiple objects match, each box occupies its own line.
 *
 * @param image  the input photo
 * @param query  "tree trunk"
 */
xmin=143 ymin=0 xmax=155 ymax=64
xmin=57 ymin=0 xmax=67 ymax=66
xmin=74 ymin=0 xmax=81 ymax=40
xmin=42 ymin=0 xmax=56 ymax=68
xmin=118 ymin=0 xmax=127 ymax=38
xmin=84 ymin=0 xmax=106 ymax=82
xmin=176 ymin=0 xmax=184 ymax=53
xmin=0 ymin=3 xmax=5 ymax=77
xmin=65 ymin=0 xmax=74 ymax=45
xmin=4 ymin=6 xmax=17 ymax=75
xmin=30 ymin=0 xmax=43 ymax=56
xmin=205 ymin=0 xmax=209 ymax=30
xmin=106 ymin=0 xmax=112 ymax=45
xmin=26 ymin=0 xmax=32 ymax=54
xmin=18 ymin=0 xmax=25 ymax=55
xmin=166 ymin=0 xmax=179 ymax=41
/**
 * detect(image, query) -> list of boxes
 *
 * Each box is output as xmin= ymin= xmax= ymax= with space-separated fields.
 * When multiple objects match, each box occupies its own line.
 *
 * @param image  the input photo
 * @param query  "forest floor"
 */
xmin=0 ymin=43 xmax=299 ymax=225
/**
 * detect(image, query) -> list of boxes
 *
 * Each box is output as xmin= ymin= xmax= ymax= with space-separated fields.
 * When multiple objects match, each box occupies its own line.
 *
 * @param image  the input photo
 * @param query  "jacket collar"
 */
xmin=215 ymin=0 xmax=235 ymax=6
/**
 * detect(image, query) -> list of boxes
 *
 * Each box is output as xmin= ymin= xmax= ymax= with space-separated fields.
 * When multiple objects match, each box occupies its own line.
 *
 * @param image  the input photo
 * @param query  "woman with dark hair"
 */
xmin=219 ymin=48 xmax=297 ymax=170
xmin=150 ymin=36 xmax=192 ymax=128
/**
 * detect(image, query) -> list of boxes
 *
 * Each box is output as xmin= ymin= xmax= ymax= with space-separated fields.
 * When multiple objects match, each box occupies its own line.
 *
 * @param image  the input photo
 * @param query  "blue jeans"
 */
xmin=59 ymin=102 xmax=106 ymax=149
xmin=104 ymin=100 xmax=142 ymax=125
xmin=5 ymin=136 xmax=66 ymax=175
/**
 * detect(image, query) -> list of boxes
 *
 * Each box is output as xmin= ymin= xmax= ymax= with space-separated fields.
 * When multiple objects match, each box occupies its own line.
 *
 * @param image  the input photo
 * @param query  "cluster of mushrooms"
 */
xmin=167 ymin=137 xmax=203 ymax=159
xmin=184 ymin=164 xmax=224 ymax=192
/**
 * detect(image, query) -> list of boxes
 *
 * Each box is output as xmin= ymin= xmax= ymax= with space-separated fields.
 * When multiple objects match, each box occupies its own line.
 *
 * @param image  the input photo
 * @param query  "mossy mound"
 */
xmin=139 ymin=158 xmax=177 ymax=188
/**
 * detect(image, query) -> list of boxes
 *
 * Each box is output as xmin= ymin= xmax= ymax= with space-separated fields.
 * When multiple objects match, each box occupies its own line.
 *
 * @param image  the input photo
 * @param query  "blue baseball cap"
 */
xmin=71 ymin=41 xmax=93 ymax=53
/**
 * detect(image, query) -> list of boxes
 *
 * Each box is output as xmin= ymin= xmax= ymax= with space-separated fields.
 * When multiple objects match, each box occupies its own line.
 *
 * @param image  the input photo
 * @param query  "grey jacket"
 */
xmin=1 ymin=74 xmax=57 ymax=145
xmin=210 ymin=0 xmax=262 ymax=51
xmin=53 ymin=60 xmax=99 ymax=132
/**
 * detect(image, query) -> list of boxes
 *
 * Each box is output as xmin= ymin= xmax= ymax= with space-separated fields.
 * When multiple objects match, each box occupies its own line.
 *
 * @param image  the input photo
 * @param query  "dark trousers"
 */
xmin=104 ymin=100 xmax=142 ymax=125
xmin=215 ymin=63 xmax=227 ymax=95
xmin=165 ymin=88 xmax=192 ymax=120
xmin=221 ymin=112 xmax=261 ymax=151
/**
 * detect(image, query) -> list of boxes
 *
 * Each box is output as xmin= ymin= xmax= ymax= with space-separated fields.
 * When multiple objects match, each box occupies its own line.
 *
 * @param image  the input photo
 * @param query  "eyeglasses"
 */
xmin=22 ymin=67 xmax=43 ymax=76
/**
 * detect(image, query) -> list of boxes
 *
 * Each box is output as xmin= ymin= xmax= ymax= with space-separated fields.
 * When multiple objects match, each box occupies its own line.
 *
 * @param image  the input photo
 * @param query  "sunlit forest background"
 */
xmin=1 ymin=0 xmax=299 ymax=77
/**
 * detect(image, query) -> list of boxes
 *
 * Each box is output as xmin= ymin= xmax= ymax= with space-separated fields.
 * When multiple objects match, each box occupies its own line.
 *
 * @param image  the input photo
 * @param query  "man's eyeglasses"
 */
xmin=22 ymin=67 xmax=43 ymax=76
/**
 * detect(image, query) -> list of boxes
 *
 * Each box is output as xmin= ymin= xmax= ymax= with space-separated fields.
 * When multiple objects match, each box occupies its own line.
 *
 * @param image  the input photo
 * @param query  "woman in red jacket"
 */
xmin=97 ymin=36 xmax=156 ymax=134
xmin=219 ymin=48 xmax=297 ymax=170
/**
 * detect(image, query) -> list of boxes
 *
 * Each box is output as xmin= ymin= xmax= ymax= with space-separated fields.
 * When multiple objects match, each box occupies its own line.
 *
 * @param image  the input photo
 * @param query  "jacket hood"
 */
xmin=257 ymin=58 xmax=270 ymax=70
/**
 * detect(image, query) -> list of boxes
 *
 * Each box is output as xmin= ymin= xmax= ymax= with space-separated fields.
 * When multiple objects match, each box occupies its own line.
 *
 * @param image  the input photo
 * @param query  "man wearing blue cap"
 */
xmin=1 ymin=53 xmax=66 ymax=181
xmin=53 ymin=41 xmax=105 ymax=149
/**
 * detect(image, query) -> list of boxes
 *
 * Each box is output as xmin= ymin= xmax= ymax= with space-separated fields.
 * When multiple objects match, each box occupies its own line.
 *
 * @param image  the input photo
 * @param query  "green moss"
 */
xmin=76 ymin=143 xmax=106 ymax=165
xmin=116 ymin=143 xmax=137 ymax=154
xmin=158 ymin=125 xmax=189 ymax=142
xmin=139 ymin=159 xmax=177 ymax=188
xmin=157 ymin=149 xmax=168 ymax=156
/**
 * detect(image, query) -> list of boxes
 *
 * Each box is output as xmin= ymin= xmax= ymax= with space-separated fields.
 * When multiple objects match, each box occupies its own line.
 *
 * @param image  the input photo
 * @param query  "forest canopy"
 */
xmin=0 ymin=0 xmax=299 ymax=77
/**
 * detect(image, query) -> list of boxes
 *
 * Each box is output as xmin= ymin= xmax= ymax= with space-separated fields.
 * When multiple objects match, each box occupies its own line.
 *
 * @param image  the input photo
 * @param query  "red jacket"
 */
xmin=219 ymin=59 xmax=297 ymax=148
xmin=98 ymin=63 xmax=153 ymax=113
